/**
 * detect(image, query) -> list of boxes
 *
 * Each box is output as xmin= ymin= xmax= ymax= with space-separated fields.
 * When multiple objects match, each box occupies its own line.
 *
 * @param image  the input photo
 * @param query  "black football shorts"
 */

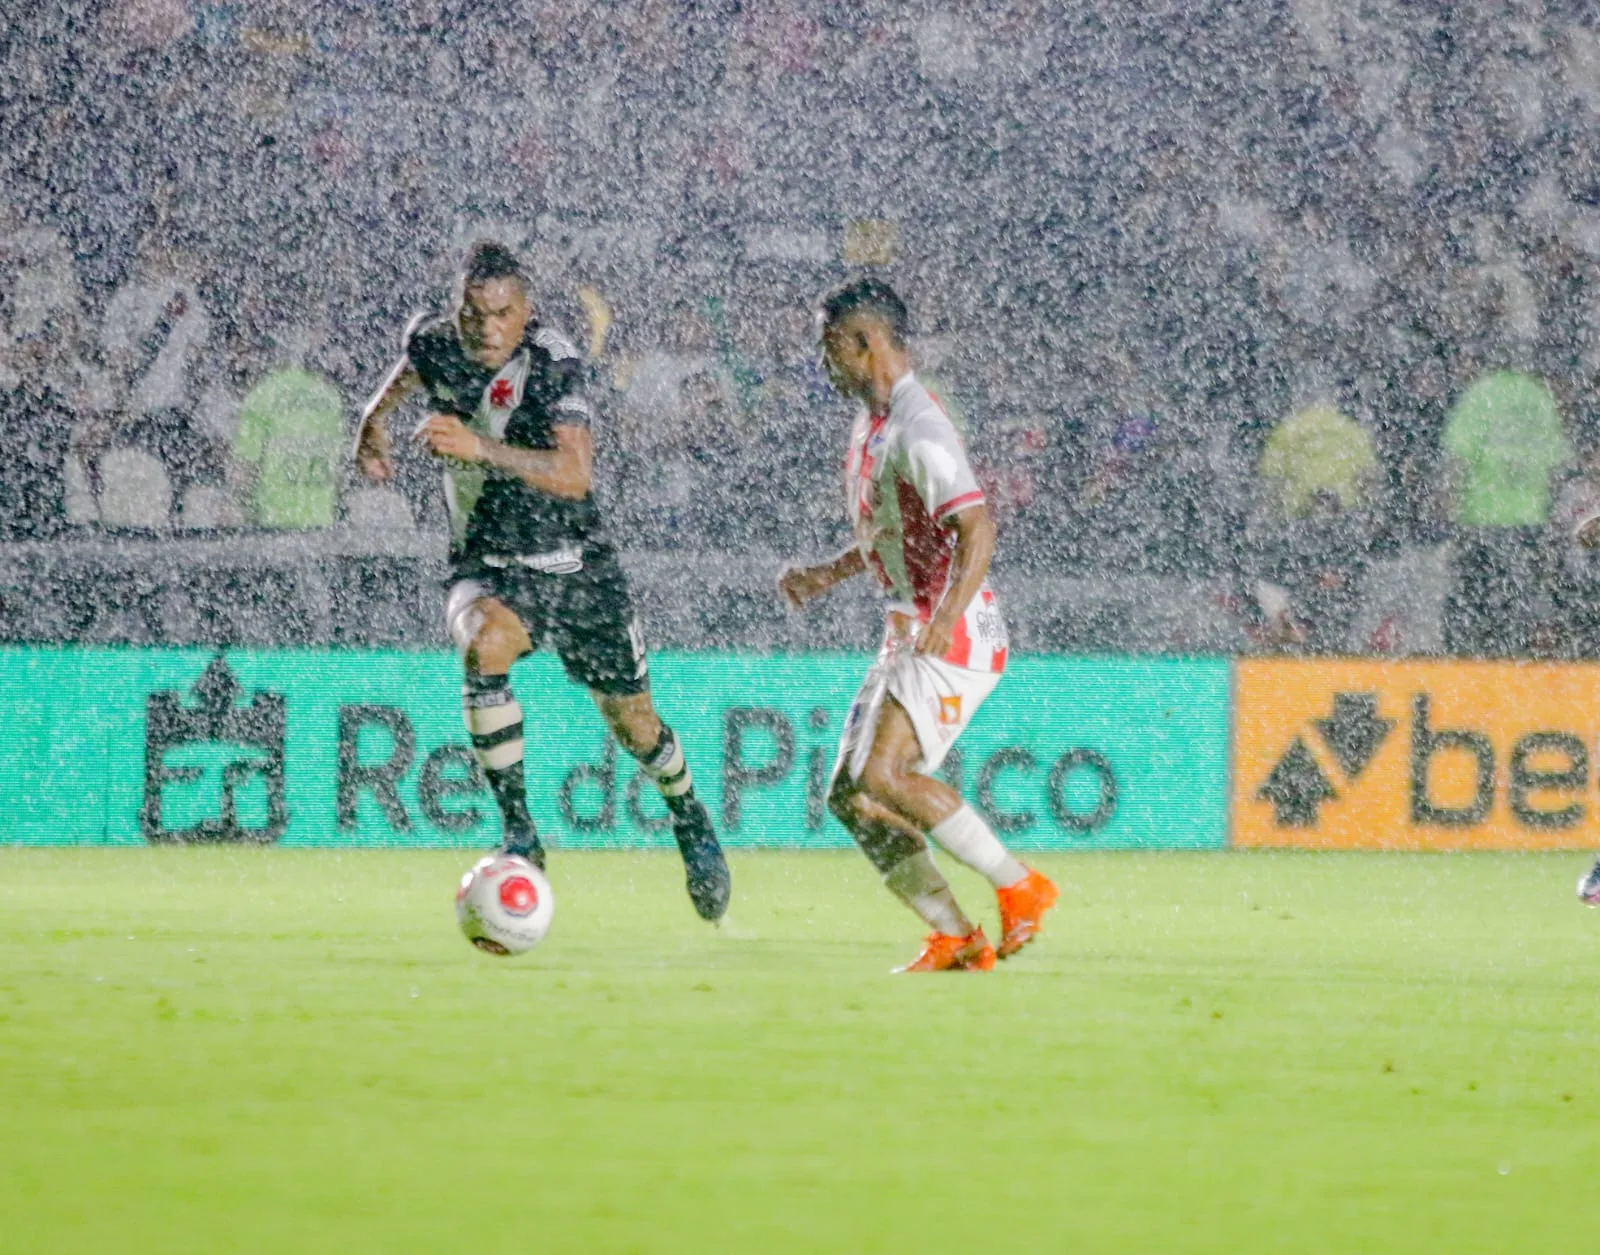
xmin=445 ymin=541 xmax=649 ymax=696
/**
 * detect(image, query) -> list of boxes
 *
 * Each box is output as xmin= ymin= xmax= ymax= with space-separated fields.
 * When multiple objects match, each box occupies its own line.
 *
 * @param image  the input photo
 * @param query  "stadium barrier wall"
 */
xmin=1233 ymin=658 xmax=1600 ymax=850
xmin=0 ymin=647 xmax=1231 ymax=850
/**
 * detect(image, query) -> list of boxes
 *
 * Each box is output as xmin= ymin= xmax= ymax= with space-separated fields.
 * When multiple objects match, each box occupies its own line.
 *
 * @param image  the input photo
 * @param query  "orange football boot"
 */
xmin=895 ymin=927 xmax=997 ymax=973
xmin=996 ymin=868 xmax=1059 ymax=959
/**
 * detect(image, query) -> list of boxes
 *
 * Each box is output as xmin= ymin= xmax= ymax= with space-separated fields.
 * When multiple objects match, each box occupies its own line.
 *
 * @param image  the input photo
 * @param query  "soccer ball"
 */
xmin=456 ymin=853 xmax=555 ymax=955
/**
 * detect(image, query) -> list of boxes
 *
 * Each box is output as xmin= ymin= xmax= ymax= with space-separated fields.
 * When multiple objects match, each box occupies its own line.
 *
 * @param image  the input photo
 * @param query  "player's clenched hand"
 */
xmin=777 ymin=563 xmax=833 ymax=609
xmin=354 ymin=423 xmax=394 ymax=482
xmin=418 ymin=413 xmax=486 ymax=464
xmin=915 ymin=617 xmax=954 ymax=658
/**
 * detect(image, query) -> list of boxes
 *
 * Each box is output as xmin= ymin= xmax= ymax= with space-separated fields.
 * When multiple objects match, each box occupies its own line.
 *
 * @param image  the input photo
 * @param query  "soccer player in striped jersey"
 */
xmin=355 ymin=241 xmax=729 ymax=922
xmin=778 ymin=278 xmax=1056 ymax=971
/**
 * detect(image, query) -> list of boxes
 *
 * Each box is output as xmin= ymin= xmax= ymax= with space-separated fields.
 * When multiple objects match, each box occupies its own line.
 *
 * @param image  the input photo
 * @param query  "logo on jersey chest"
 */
xmin=479 ymin=352 xmax=530 ymax=439
xmin=974 ymin=604 xmax=1004 ymax=641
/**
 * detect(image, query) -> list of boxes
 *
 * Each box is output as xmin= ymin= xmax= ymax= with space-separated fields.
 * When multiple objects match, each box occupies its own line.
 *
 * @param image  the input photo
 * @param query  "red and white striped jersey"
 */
xmin=844 ymin=372 xmax=1008 ymax=673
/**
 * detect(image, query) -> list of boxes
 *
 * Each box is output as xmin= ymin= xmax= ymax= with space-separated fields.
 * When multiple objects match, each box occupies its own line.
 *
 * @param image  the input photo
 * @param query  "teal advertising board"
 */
xmin=0 ymin=648 xmax=1229 ymax=849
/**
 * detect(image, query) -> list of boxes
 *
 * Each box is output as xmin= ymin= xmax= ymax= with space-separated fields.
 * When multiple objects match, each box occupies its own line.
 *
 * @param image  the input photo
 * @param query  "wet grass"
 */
xmin=2 ymin=849 xmax=1598 ymax=1253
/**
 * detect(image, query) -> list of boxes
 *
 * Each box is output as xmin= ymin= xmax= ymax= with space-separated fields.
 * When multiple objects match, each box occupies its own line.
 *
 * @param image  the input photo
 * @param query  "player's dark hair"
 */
xmin=821 ymin=278 xmax=909 ymax=347
xmin=462 ymin=240 xmax=527 ymax=289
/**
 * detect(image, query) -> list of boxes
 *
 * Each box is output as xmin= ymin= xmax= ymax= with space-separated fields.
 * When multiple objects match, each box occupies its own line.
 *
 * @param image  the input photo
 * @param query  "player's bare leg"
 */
xmin=829 ymin=723 xmax=992 ymax=971
xmin=459 ymin=597 xmax=544 ymax=865
xmin=855 ymin=694 xmax=1058 ymax=960
xmin=593 ymin=689 xmax=731 ymax=921
xmin=829 ymin=783 xmax=986 ymax=964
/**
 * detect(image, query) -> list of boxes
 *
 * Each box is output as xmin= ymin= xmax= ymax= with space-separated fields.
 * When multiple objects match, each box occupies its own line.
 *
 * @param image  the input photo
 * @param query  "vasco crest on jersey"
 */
xmin=482 ymin=355 xmax=530 ymax=438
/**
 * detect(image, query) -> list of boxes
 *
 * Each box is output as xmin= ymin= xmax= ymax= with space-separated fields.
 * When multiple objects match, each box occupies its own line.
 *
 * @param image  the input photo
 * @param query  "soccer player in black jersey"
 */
xmin=354 ymin=241 xmax=730 ymax=921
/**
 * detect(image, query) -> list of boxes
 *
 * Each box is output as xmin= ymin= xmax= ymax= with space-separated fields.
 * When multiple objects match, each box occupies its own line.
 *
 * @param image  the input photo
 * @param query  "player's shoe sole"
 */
xmin=670 ymin=796 xmax=731 ymax=922
xmin=996 ymin=868 xmax=1059 ymax=959
xmin=1578 ymin=859 xmax=1600 ymax=907
xmin=895 ymin=928 xmax=996 ymax=973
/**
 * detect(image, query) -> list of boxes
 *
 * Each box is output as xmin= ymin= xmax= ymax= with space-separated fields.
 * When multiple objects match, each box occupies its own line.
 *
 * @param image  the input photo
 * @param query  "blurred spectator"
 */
xmin=1077 ymin=414 xmax=1167 ymax=570
xmin=1259 ymin=403 xmax=1379 ymax=519
xmin=974 ymin=419 xmax=1043 ymax=535
xmin=1246 ymin=403 xmax=1381 ymax=652
xmin=1068 ymin=343 xmax=1218 ymax=576
xmin=614 ymin=302 xmax=712 ymax=462
xmin=1440 ymin=370 xmax=1570 ymax=657
xmin=743 ymin=301 xmax=840 ymax=552
xmin=229 ymin=329 xmax=344 ymax=530
xmin=0 ymin=1 xmax=1598 ymax=657
xmin=105 ymin=0 xmax=196 ymax=55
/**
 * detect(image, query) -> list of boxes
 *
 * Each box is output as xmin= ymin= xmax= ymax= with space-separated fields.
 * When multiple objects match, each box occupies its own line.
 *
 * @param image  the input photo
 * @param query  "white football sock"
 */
xmin=930 ymin=804 xmax=1028 ymax=889
xmin=883 ymin=850 xmax=973 ymax=937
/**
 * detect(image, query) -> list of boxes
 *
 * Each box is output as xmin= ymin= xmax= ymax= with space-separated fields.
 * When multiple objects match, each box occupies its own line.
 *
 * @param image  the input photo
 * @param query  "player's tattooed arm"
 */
xmin=418 ymin=417 xmax=593 ymax=500
xmin=778 ymin=546 xmax=867 ymax=609
xmin=916 ymin=503 xmax=996 ymax=657
xmin=354 ymin=356 xmax=421 ymax=483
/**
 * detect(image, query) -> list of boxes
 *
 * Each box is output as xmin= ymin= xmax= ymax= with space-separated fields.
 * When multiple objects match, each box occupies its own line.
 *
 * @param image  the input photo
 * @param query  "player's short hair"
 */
xmin=462 ymin=240 xmax=527 ymax=291
xmin=820 ymin=278 xmax=909 ymax=347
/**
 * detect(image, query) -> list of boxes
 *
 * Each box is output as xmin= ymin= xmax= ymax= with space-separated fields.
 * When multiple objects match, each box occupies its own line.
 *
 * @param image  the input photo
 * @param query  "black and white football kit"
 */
xmin=402 ymin=312 xmax=648 ymax=696
xmin=381 ymin=301 xmax=729 ymax=923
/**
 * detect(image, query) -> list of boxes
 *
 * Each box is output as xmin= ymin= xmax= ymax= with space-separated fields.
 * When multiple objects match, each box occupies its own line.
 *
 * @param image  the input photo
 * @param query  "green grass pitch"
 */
xmin=3 ymin=848 xmax=1599 ymax=1254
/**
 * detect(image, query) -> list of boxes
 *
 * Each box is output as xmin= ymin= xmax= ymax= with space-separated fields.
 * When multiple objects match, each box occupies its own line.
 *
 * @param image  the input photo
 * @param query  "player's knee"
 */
xmin=466 ymin=615 xmax=522 ymax=674
xmin=827 ymin=774 xmax=863 ymax=826
xmin=598 ymin=695 xmax=659 ymax=757
xmin=617 ymin=711 xmax=659 ymax=757
xmin=858 ymin=756 xmax=911 ymax=808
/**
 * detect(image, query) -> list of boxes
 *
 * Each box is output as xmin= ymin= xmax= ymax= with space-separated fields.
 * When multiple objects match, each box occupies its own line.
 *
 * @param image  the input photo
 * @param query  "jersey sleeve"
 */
xmin=399 ymin=311 xmax=448 ymax=391
xmin=903 ymin=411 xmax=984 ymax=524
xmin=534 ymin=327 xmax=593 ymax=428
xmin=399 ymin=310 xmax=431 ymax=357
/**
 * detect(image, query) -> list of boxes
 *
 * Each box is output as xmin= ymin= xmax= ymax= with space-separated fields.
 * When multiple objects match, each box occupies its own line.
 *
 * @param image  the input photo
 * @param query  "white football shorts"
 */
xmin=833 ymin=644 xmax=1001 ymax=784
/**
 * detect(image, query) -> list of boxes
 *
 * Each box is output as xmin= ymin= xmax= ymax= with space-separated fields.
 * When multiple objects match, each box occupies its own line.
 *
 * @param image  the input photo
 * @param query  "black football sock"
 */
xmin=634 ymin=721 xmax=729 ymax=921
xmin=462 ymin=672 xmax=539 ymax=852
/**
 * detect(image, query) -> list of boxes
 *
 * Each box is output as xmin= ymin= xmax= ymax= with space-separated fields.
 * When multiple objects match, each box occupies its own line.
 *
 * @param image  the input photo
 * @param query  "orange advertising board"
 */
xmin=1233 ymin=659 xmax=1600 ymax=850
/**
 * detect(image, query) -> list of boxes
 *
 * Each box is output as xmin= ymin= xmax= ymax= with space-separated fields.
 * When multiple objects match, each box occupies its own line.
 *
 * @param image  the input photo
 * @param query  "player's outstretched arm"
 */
xmin=778 ymin=546 xmax=867 ymax=609
xmin=418 ymin=417 xmax=592 ymax=501
xmin=354 ymin=356 xmax=421 ymax=482
xmin=916 ymin=503 xmax=996 ymax=657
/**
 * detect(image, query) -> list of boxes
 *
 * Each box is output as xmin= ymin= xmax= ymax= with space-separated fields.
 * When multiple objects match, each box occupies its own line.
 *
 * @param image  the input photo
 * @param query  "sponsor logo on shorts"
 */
xmin=480 ymin=548 xmax=585 ymax=575
xmin=939 ymin=695 xmax=962 ymax=726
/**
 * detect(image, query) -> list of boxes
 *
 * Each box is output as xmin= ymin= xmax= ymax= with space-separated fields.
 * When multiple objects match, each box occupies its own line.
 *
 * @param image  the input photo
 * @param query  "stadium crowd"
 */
xmin=1 ymin=0 xmax=1597 ymax=656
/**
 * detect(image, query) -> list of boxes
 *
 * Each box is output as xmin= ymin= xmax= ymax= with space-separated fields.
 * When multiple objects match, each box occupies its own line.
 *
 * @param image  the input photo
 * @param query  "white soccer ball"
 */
xmin=456 ymin=854 xmax=555 ymax=955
